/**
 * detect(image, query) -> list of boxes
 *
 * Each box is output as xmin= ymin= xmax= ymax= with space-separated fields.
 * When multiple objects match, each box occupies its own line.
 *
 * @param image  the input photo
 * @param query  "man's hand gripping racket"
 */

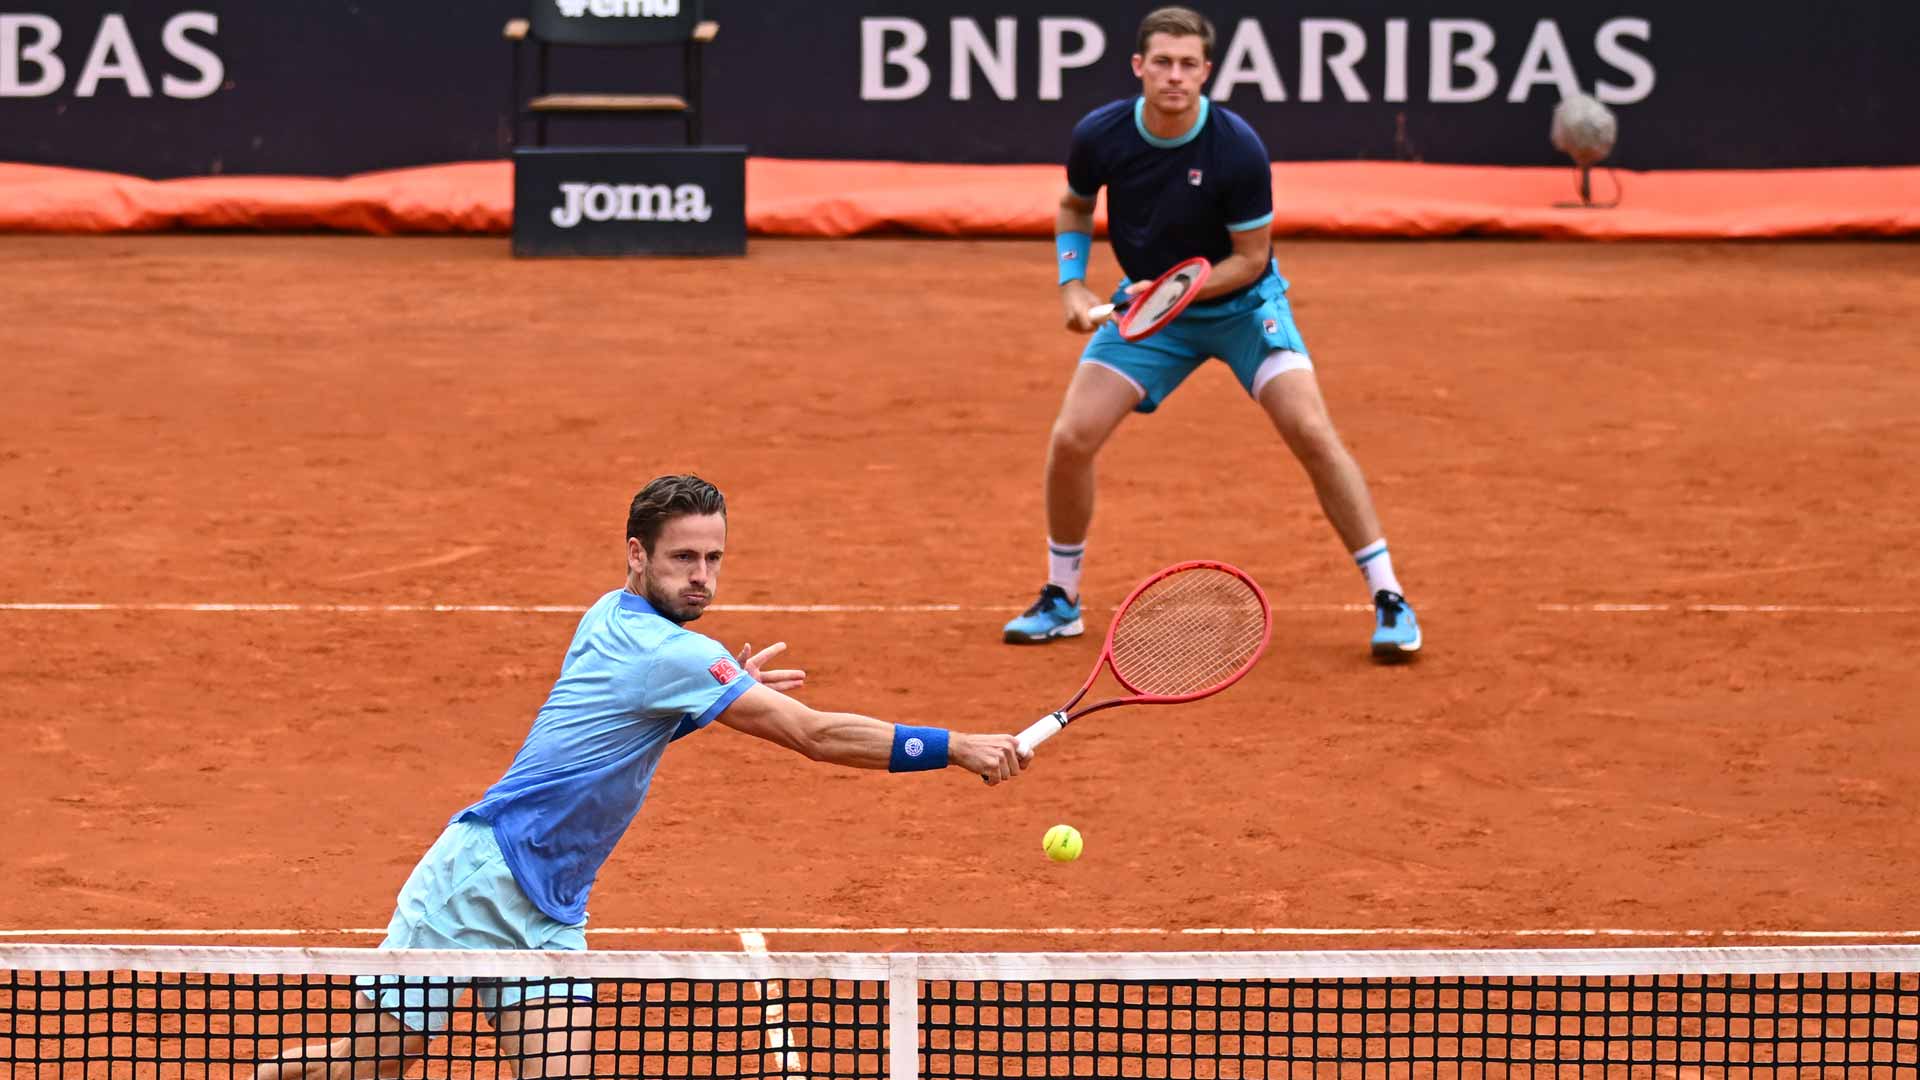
xmin=985 ymin=560 xmax=1272 ymax=781
xmin=1084 ymin=256 xmax=1212 ymax=342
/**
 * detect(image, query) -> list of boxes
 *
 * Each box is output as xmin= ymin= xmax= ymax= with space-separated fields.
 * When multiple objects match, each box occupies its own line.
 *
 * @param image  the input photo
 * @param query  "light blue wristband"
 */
xmin=1056 ymin=231 xmax=1091 ymax=285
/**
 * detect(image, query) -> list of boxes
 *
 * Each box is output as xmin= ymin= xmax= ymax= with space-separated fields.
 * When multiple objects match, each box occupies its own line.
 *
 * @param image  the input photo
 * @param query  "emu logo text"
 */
xmin=556 ymin=0 xmax=681 ymax=18
xmin=550 ymin=182 xmax=715 ymax=228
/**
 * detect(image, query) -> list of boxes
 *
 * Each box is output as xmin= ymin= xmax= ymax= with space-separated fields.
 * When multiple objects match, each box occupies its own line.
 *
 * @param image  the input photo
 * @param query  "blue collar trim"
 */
xmin=619 ymin=589 xmax=659 ymax=615
xmin=1134 ymin=95 xmax=1209 ymax=148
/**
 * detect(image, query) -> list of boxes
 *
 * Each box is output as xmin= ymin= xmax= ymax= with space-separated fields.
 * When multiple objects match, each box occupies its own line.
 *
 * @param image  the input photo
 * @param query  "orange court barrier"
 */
xmin=2 ymin=158 xmax=1916 ymax=239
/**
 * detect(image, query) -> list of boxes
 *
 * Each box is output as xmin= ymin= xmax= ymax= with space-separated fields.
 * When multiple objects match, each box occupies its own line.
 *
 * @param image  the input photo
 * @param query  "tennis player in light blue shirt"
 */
xmin=458 ymin=585 xmax=758 ymax=928
xmin=253 ymin=475 xmax=1031 ymax=1080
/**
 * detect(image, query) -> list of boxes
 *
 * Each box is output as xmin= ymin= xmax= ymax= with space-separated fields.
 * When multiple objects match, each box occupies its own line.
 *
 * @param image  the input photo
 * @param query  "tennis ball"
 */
xmin=1042 ymin=824 xmax=1083 ymax=863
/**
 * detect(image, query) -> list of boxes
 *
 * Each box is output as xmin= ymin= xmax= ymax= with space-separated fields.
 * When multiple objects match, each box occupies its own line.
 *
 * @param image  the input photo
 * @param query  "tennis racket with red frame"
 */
xmin=989 ymin=561 xmax=1272 ymax=779
xmin=1086 ymin=256 xmax=1212 ymax=342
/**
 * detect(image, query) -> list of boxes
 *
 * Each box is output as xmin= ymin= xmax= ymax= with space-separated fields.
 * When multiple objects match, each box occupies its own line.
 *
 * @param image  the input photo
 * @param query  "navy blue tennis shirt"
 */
xmin=1066 ymin=97 xmax=1276 ymax=303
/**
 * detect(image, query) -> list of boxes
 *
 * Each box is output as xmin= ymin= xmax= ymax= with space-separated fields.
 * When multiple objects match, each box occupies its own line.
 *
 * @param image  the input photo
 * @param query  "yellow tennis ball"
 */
xmin=1042 ymin=824 xmax=1083 ymax=863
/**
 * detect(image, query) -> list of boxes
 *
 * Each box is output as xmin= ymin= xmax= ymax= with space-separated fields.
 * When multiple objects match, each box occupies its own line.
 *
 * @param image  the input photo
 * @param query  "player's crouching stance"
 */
xmin=252 ymin=475 xmax=1028 ymax=1080
xmin=1002 ymin=5 xmax=1421 ymax=662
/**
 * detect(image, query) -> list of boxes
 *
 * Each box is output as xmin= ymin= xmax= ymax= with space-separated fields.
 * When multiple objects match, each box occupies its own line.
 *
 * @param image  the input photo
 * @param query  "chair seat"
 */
xmin=528 ymin=93 xmax=688 ymax=113
xmin=508 ymin=16 xmax=716 ymax=145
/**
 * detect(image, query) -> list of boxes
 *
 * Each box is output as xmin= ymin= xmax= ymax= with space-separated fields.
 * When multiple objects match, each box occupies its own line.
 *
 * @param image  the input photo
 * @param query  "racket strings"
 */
xmin=1111 ymin=588 xmax=1264 ymax=694
xmin=1118 ymin=614 xmax=1264 ymax=694
xmin=1108 ymin=568 xmax=1267 ymax=696
xmin=1136 ymin=270 xmax=1195 ymax=323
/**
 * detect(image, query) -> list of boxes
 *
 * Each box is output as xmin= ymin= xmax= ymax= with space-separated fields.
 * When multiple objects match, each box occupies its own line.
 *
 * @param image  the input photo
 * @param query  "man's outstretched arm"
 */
xmin=716 ymin=684 xmax=1030 ymax=784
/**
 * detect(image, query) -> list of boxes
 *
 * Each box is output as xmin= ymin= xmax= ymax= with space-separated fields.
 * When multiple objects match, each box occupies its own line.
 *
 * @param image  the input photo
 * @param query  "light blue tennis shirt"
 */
xmin=457 ymin=588 xmax=756 ymax=924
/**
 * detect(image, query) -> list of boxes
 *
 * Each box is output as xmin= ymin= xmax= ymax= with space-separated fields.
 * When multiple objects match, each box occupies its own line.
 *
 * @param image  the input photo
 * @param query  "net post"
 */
xmin=887 ymin=953 xmax=920 ymax=1080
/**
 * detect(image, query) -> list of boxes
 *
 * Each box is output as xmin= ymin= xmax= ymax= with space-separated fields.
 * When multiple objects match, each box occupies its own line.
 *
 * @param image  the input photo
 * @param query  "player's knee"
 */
xmin=1278 ymin=414 xmax=1342 ymax=464
xmin=1048 ymin=418 xmax=1107 ymax=463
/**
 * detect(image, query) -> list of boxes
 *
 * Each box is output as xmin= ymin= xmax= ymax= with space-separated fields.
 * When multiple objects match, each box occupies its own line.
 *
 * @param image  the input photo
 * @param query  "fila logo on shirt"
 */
xmin=555 ymin=0 xmax=680 ymax=18
xmin=1264 ymin=318 xmax=1278 ymax=334
xmin=549 ymin=182 xmax=715 ymax=228
xmin=708 ymin=658 xmax=741 ymax=685
xmin=1188 ymin=169 xmax=1204 ymax=186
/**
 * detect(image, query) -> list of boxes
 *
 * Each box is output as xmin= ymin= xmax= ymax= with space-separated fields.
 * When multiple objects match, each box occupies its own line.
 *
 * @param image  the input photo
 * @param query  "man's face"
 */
xmin=630 ymin=513 xmax=726 ymax=623
xmin=1131 ymin=32 xmax=1211 ymax=114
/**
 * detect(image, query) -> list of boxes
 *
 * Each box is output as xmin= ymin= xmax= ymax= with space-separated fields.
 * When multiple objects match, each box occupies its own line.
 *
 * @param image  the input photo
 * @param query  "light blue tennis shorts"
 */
xmin=1081 ymin=265 xmax=1312 ymax=414
xmin=354 ymin=818 xmax=595 ymax=1032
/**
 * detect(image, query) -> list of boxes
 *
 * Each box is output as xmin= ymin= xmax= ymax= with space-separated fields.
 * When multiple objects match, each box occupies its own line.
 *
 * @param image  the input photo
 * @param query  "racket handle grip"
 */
xmin=980 ymin=712 xmax=1068 ymax=784
xmin=1016 ymin=711 xmax=1068 ymax=755
xmin=1086 ymin=303 xmax=1115 ymax=323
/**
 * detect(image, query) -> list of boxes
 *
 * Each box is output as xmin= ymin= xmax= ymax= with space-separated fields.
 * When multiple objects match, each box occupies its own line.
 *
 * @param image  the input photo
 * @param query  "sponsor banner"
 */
xmin=1 ymin=2 xmax=1915 ymax=176
xmin=720 ymin=1 xmax=1915 ymax=169
xmin=512 ymin=146 xmax=746 ymax=256
xmin=0 ymin=4 xmax=520 ymax=176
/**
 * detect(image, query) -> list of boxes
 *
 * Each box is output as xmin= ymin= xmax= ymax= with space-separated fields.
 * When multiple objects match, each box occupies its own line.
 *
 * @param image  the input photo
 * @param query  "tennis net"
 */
xmin=3 ymin=944 xmax=1917 ymax=1078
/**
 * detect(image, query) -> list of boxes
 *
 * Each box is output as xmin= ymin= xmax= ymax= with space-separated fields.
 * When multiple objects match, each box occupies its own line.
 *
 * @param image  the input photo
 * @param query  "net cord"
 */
xmin=7 ymin=945 xmax=1920 ymax=982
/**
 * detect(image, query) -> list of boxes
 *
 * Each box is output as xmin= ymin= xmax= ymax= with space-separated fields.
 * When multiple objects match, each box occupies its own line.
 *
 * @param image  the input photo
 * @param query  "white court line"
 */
xmin=0 ymin=602 xmax=966 ymax=614
xmin=1537 ymin=603 xmax=1920 ymax=615
xmin=2 ymin=602 xmax=1916 ymax=615
xmin=740 ymin=931 xmax=807 ymax=1076
xmin=0 ymin=603 xmax=594 ymax=614
xmin=3 ymin=926 xmax=1918 ymax=939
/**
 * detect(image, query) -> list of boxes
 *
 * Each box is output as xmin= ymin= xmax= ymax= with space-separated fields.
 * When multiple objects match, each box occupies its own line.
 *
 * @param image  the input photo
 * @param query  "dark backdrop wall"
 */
xmin=2 ymin=2 xmax=1913 ymax=178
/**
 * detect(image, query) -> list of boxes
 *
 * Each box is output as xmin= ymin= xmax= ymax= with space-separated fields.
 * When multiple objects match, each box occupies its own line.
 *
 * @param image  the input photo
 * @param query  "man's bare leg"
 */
xmin=1005 ymin=362 xmax=1142 ymax=643
xmin=249 ymin=996 xmax=427 ymax=1080
xmin=1257 ymin=367 xmax=1422 ymax=659
xmin=494 ymin=999 xmax=597 ymax=1079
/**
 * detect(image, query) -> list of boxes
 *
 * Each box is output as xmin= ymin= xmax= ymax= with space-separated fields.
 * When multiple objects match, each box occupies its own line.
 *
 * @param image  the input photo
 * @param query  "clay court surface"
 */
xmin=2 ymin=235 xmax=1917 ymax=953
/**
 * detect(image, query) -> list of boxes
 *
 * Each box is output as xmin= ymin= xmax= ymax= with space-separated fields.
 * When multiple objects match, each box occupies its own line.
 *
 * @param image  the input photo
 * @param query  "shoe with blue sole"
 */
xmin=1003 ymin=584 xmax=1085 ymax=644
xmin=1371 ymin=589 xmax=1422 ymax=660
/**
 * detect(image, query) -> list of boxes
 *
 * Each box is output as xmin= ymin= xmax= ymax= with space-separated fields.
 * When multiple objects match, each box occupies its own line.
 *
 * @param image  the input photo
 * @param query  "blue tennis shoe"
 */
xmin=1371 ymin=590 xmax=1422 ymax=660
xmin=1003 ymin=584 xmax=1085 ymax=644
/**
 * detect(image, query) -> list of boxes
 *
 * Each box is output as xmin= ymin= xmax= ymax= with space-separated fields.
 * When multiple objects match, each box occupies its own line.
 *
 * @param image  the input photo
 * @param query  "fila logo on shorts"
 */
xmin=556 ymin=0 xmax=680 ymax=17
xmin=708 ymin=658 xmax=740 ymax=685
xmin=549 ymin=183 xmax=715 ymax=228
xmin=1264 ymin=318 xmax=1278 ymax=334
xmin=1188 ymin=169 xmax=1203 ymax=186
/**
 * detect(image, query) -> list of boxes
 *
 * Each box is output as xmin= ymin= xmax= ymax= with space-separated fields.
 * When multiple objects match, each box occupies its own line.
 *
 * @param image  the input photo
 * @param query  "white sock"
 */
xmin=1047 ymin=538 xmax=1085 ymax=599
xmin=1352 ymin=539 xmax=1403 ymax=598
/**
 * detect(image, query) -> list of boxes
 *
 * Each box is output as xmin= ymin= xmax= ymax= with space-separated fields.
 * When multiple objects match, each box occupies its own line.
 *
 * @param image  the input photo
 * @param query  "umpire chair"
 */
xmin=505 ymin=0 xmax=719 ymax=148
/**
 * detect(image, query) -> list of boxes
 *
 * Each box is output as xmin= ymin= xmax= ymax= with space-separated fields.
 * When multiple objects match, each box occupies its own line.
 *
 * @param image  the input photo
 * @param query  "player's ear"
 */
xmin=1130 ymin=53 xmax=1145 ymax=78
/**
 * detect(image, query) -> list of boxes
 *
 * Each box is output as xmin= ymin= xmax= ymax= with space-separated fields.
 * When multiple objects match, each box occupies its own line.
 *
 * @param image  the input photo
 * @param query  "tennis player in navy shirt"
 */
xmin=256 ymin=475 xmax=1030 ymax=1080
xmin=1003 ymin=6 xmax=1422 ymax=662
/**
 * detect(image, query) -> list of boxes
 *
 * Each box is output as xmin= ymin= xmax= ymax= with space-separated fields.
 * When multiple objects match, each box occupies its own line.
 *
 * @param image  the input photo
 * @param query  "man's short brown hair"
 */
xmin=1136 ymin=6 xmax=1215 ymax=61
xmin=626 ymin=474 xmax=726 ymax=553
